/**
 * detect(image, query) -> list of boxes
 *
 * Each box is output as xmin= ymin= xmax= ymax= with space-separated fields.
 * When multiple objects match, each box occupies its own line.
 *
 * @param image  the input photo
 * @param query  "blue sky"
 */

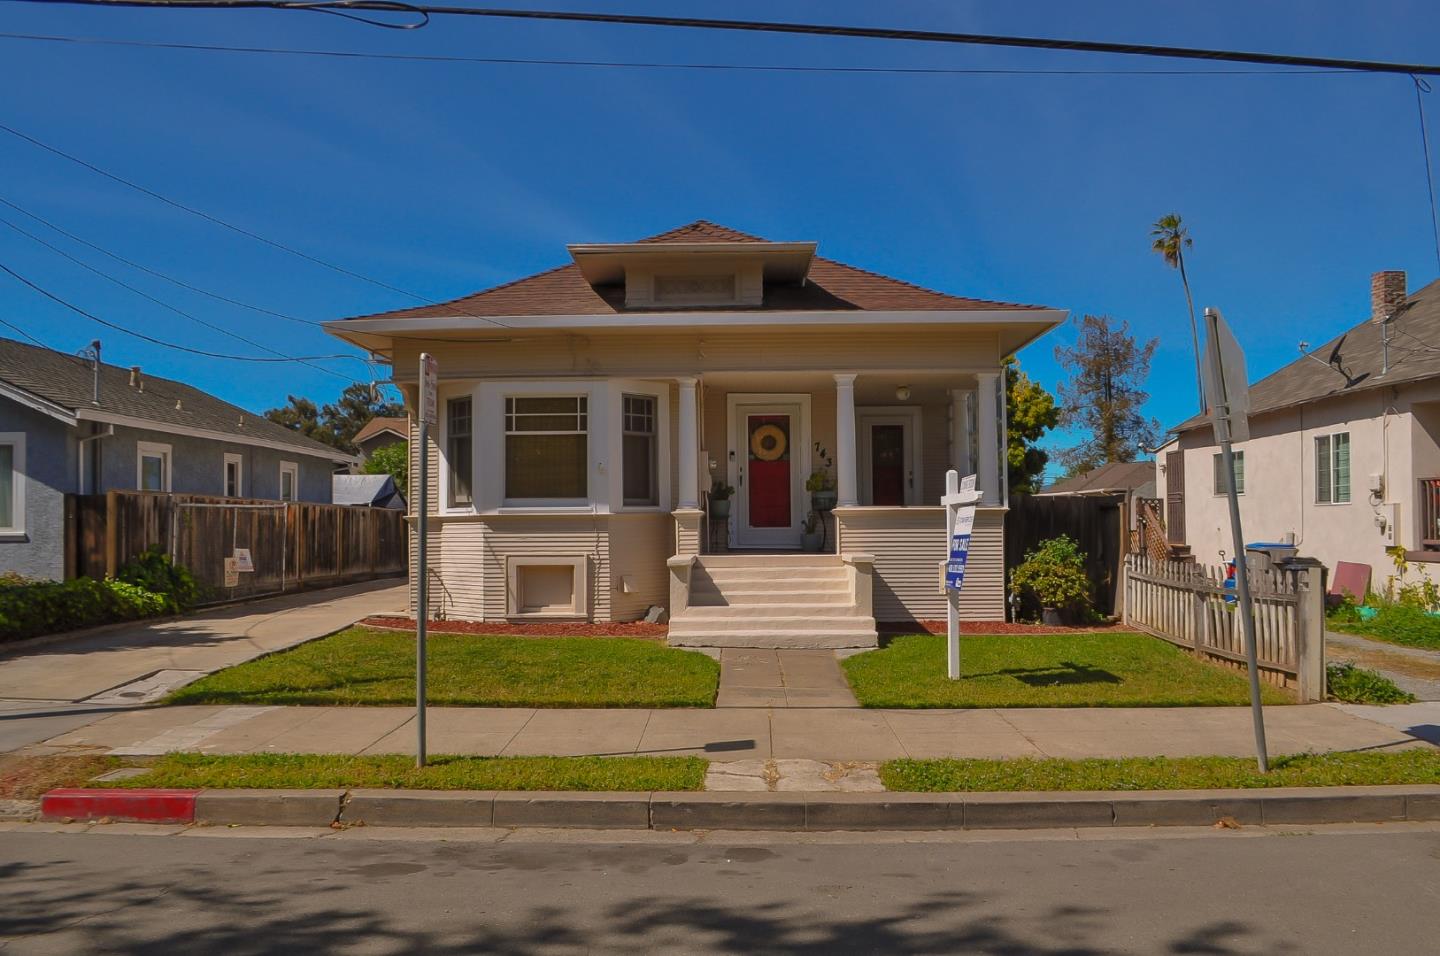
xmin=2 ymin=1 xmax=1438 ymax=473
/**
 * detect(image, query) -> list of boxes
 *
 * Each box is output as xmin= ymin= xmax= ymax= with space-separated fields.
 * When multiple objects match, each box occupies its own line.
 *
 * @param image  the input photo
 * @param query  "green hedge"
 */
xmin=0 ymin=548 xmax=200 ymax=643
xmin=0 ymin=577 xmax=170 ymax=643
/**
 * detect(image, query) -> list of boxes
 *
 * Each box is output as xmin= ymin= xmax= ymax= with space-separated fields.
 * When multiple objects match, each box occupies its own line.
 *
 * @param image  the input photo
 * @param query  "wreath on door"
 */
xmin=750 ymin=423 xmax=788 ymax=461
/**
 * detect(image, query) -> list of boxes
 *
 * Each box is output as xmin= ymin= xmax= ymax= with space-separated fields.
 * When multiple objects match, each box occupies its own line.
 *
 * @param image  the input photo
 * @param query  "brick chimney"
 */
xmin=1371 ymin=270 xmax=1407 ymax=323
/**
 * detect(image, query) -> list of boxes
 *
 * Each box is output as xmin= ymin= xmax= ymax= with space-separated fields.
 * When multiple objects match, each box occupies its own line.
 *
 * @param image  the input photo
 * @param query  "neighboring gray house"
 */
xmin=0 ymin=337 xmax=354 ymax=581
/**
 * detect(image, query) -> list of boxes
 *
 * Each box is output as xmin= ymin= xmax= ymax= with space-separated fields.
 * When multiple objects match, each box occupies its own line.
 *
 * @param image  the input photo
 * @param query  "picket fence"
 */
xmin=1122 ymin=554 xmax=1326 ymax=701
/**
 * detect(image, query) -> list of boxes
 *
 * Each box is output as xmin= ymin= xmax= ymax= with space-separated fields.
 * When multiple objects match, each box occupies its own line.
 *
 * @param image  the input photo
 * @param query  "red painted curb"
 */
xmin=41 ymin=788 xmax=199 ymax=824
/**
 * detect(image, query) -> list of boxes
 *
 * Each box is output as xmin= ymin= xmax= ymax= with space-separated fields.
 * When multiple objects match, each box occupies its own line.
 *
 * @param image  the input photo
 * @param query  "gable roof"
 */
xmin=339 ymin=220 xmax=1045 ymax=322
xmin=0 ymin=337 xmax=351 ymax=461
xmin=1172 ymin=277 xmax=1440 ymax=434
xmin=354 ymin=416 xmax=408 ymax=445
xmin=1037 ymin=460 xmax=1155 ymax=496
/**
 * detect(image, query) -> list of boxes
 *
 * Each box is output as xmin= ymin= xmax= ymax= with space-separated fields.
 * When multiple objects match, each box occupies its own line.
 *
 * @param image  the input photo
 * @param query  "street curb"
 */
xmin=40 ymin=788 xmax=198 ymax=824
xmin=39 ymin=785 xmax=1440 ymax=830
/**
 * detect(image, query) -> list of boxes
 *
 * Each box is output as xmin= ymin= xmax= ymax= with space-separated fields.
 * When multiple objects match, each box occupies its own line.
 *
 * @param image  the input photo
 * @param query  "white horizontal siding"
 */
xmin=608 ymin=512 xmax=672 ymax=620
xmin=838 ymin=507 xmax=1005 ymax=622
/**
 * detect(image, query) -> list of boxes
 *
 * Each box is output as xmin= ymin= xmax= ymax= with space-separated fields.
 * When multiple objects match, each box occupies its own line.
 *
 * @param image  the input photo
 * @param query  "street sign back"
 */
xmin=419 ymin=353 xmax=439 ymax=427
xmin=1203 ymin=308 xmax=1250 ymax=444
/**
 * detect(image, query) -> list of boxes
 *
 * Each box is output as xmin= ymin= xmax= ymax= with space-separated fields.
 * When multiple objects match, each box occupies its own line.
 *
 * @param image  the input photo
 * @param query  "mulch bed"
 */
xmin=360 ymin=616 xmax=669 ymax=640
xmin=362 ymin=615 xmax=1122 ymax=640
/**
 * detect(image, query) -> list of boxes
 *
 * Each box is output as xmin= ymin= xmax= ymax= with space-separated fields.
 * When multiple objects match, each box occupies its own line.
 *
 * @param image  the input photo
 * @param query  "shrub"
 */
xmin=1009 ymin=535 xmax=1093 ymax=615
xmin=0 ymin=575 xmax=174 ymax=644
xmin=1326 ymin=662 xmax=1416 ymax=704
xmin=1335 ymin=602 xmax=1440 ymax=650
xmin=116 ymin=545 xmax=201 ymax=612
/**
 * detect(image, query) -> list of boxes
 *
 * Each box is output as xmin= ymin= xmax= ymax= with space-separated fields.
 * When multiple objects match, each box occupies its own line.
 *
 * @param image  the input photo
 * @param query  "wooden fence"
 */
xmin=1007 ymin=493 xmax=1127 ymax=616
xmin=68 ymin=491 xmax=406 ymax=604
xmin=1123 ymin=554 xmax=1326 ymax=700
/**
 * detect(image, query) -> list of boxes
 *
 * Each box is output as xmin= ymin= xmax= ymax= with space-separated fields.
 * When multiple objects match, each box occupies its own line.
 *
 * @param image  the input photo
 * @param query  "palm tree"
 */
xmin=1151 ymin=214 xmax=1205 ymax=413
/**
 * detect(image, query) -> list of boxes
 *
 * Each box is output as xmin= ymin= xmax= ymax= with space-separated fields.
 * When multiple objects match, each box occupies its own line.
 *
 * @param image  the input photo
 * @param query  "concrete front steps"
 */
xmin=668 ymin=554 xmax=878 ymax=649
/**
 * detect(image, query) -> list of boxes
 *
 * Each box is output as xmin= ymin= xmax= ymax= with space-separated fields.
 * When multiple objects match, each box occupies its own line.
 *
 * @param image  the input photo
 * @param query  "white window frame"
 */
xmin=502 ymin=393 xmax=592 ymax=508
xmin=620 ymin=393 xmax=659 ymax=507
xmin=223 ymin=452 xmax=244 ymax=498
xmin=279 ymin=460 xmax=299 ymax=501
xmin=137 ymin=440 xmax=173 ymax=492
xmin=1315 ymin=431 xmax=1351 ymax=505
xmin=0 ymin=432 xmax=25 ymax=538
xmin=1212 ymin=450 xmax=1244 ymax=496
xmin=612 ymin=383 xmax=671 ymax=512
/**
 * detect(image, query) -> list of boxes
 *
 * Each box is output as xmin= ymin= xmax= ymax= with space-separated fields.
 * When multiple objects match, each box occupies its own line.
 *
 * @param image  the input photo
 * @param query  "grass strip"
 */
xmin=167 ymin=628 xmax=720 ymax=708
xmin=881 ymin=750 xmax=1440 ymax=792
xmin=843 ymin=633 xmax=1291 ymax=708
xmin=86 ymin=753 xmax=707 ymax=792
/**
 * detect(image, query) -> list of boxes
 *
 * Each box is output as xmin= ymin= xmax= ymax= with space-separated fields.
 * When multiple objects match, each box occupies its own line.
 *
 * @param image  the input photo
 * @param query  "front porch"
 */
xmin=666 ymin=369 xmax=1009 ymax=646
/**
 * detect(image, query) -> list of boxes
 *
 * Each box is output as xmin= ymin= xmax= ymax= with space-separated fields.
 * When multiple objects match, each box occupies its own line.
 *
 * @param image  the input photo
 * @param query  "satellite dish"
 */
xmin=1327 ymin=335 xmax=1347 ymax=368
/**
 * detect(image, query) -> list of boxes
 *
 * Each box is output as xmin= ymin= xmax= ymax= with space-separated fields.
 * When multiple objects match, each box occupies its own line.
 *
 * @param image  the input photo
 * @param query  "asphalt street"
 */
xmin=2 ymin=823 xmax=1438 ymax=954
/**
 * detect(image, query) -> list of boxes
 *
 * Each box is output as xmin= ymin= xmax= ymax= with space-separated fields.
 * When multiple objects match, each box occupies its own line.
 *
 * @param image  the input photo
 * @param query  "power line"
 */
xmin=0 ymin=212 xmax=357 ymax=379
xmin=0 ymin=193 xmax=322 ymax=328
xmin=0 ymin=121 xmax=512 ymax=330
xmin=1415 ymin=77 xmax=1440 ymax=275
xmin=10 ymin=1 xmax=1440 ymax=76
xmin=0 ymin=31 xmax=1363 ymax=77
xmin=0 ymin=257 xmax=367 ymax=364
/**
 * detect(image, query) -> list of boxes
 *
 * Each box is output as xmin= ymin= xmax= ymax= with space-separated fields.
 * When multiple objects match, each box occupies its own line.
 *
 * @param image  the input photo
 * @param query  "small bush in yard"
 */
xmin=1327 ymin=662 xmax=1416 ymax=704
xmin=0 ymin=575 xmax=172 ymax=644
xmin=117 ymin=545 xmax=201 ymax=611
xmin=1009 ymin=535 xmax=1093 ymax=619
xmin=1332 ymin=602 xmax=1440 ymax=651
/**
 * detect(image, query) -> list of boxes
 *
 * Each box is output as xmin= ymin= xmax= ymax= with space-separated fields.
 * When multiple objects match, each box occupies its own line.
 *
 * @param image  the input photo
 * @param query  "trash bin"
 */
xmin=1245 ymin=541 xmax=1299 ymax=570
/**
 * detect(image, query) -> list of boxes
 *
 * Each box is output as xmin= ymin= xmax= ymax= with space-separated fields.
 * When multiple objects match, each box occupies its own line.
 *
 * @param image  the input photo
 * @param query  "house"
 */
xmin=353 ymin=416 xmax=408 ymax=460
xmin=1155 ymin=270 xmax=1440 ymax=586
xmin=325 ymin=221 xmax=1066 ymax=646
xmin=0 ymin=337 xmax=355 ymax=581
xmin=1037 ymin=460 xmax=1156 ymax=500
xmin=333 ymin=473 xmax=406 ymax=510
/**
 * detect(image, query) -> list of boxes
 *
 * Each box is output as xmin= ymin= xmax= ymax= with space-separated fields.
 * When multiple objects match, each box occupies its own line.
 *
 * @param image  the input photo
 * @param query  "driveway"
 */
xmin=1326 ymin=629 xmax=1440 ymax=701
xmin=0 ymin=580 xmax=405 ymax=752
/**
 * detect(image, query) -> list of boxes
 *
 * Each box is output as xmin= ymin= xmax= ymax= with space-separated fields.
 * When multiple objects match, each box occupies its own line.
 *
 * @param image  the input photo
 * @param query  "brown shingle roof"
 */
xmin=1037 ymin=460 xmax=1155 ymax=496
xmin=353 ymin=416 xmax=408 ymax=445
xmin=1171 ymin=277 xmax=1440 ymax=434
xmin=341 ymin=220 xmax=1044 ymax=322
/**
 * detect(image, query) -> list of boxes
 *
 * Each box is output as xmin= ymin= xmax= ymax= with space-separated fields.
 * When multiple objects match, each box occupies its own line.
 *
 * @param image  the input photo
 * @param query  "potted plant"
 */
xmin=1008 ymin=535 xmax=1093 ymax=625
xmin=807 ymin=443 xmax=837 ymax=512
xmin=801 ymin=510 xmax=823 ymax=552
xmin=709 ymin=478 xmax=735 ymax=518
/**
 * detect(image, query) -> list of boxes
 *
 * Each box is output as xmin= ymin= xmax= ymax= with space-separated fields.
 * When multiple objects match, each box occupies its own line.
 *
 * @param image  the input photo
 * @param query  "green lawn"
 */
xmin=167 ymin=628 xmax=720 ymax=708
xmin=89 ymin=752 xmax=706 ymax=792
xmin=842 ymin=633 xmax=1292 ymax=708
xmin=882 ymin=750 xmax=1440 ymax=792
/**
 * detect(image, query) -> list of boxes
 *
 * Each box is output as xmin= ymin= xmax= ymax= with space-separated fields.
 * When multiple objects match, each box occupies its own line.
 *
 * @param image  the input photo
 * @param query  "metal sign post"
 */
xmin=1202 ymin=307 xmax=1269 ymax=773
xmin=942 ymin=470 xmax=981 ymax=680
xmin=416 ymin=352 xmax=438 ymax=768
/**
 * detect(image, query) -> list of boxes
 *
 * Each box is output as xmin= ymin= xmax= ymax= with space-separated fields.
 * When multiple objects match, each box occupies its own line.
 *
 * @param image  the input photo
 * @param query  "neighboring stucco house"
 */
xmin=353 ymin=416 xmax=408 ymax=460
xmin=1156 ymin=270 xmax=1440 ymax=587
xmin=0 ymin=337 xmax=354 ymax=581
xmin=325 ymin=221 xmax=1065 ymax=646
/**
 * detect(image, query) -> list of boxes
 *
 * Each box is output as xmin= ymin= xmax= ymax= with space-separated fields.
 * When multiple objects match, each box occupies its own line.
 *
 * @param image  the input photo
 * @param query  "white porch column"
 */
xmin=676 ymin=377 xmax=700 ymax=509
xmin=834 ymin=372 xmax=859 ymax=508
xmin=950 ymin=387 xmax=973 ymax=477
xmin=975 ymin=371 xmax=1002 ymax=506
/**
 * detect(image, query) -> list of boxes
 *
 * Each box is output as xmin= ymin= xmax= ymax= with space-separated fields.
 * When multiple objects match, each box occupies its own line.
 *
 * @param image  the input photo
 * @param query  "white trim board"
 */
xmin=74 ymin=409 xmax=355 ymax=463
xmin=0 ymin=381 xmax=77 ymax=425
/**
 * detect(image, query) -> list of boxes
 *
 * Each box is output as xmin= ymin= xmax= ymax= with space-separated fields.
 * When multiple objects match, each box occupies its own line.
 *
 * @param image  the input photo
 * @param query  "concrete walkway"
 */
xmin=1327 ymin=629 xmax=1440 ymax=701
xmin=0 ymin=580 xmax=406 ymax=753
xmin=715 ymin=649 xmax=859 ymax=708
xmin=32 ymin=701 xmax=1432 ymax=762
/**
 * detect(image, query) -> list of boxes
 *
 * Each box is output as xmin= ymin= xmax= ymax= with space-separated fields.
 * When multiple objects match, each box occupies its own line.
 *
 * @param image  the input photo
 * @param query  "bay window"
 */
xmin=447 ymin=397 xmax=473 ymax=507
xmin=622 ymin=394 xmax=658 ymax=506
xmin=505 ymin=396 xmax=587 ymax=501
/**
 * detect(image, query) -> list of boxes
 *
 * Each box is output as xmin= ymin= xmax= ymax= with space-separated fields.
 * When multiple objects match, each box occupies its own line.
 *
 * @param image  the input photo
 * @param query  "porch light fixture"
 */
xmin=895 ymin=385 xmax=911 ymax=401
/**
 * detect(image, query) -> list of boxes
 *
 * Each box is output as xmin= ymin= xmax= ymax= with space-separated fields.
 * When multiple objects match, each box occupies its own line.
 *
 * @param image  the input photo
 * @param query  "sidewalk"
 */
xmin=33 ymin=700 xmax=1431 ymax=762
xmin=0 ymin=580 xmax=406 ymax=753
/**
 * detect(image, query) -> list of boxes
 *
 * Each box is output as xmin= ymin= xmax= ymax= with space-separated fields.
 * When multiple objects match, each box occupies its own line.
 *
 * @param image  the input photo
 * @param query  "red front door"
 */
xmin=871 ymin=423 xmax=906 ymax=506
xmin=747 ymin=414 xmax=792 ymax=528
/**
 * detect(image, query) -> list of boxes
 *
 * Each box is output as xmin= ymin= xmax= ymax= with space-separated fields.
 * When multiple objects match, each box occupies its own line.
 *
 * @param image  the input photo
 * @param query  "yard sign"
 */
xmin=942 ymin=470 xmax=981 ymax=680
